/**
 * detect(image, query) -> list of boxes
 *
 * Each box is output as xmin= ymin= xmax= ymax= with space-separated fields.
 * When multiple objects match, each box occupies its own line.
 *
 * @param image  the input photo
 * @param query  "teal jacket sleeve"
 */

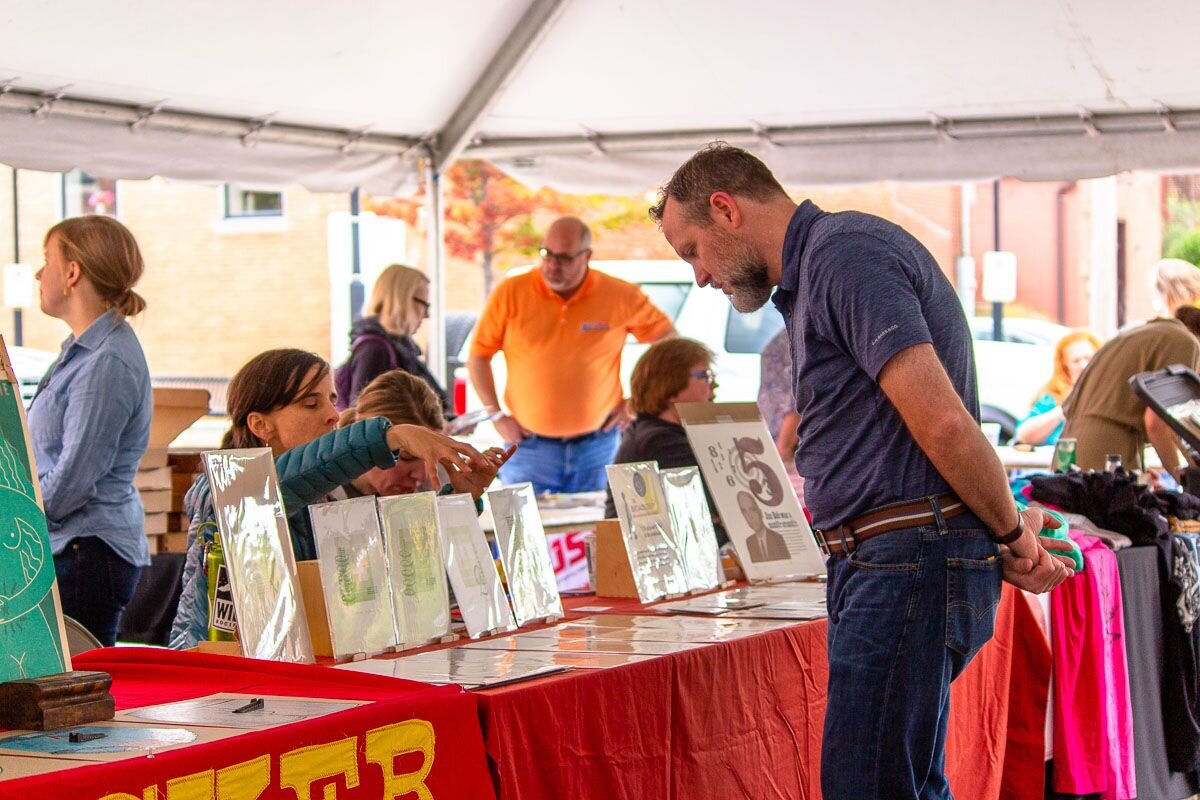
xmin=276 ymin=417 xmax=397 ymax=511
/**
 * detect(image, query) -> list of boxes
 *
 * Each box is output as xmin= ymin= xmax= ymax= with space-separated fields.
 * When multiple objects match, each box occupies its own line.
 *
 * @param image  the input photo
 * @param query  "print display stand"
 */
xmin=487 ymin=483 xmax=565 ymax=627
xmin=377 ymin=493 xmax=458 ymax=651
xmin=677 ymin=402 xmax=825 ymax=584
xmin=591 ymin=520 xmax=640 ymax=599
xmin=0 ymin=337 xmax=113 ymax=730
xmin=605 ymin=462 xmax=691 ymax=603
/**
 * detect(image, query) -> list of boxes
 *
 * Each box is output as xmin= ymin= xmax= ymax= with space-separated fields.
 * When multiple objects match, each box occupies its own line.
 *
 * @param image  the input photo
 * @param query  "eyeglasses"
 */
xmin=539 ymin=247 xmax=587 ymax=267
xmin=413 ymin=297 xmax=431 ymax=318
xmin=689 ymin=368 xmax=717 ymax=385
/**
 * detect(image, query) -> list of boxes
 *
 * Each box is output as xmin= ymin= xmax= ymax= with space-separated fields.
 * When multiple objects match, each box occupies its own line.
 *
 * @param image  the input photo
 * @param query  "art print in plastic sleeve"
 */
xmin=488 ymin=483 xmax=563 ymax=626
xmin=203 ymin=449 xmax=314 ymax=663
xmin=376 ymin=492 xmax=452 ymax=647
xmin=659 ymin=466 xmax=724 ymax=592
xmin=436 ymin=493 xmax=515 ymax=638
xmin=0 ymin=338 xmax=70 ymax=681
xmin=605 ymin=462 xmax=690 ymax=602
xmin=309 ymin=496 xmax=398 ymax=660
xmin=677 ymin=403 xmax=824 ymax=582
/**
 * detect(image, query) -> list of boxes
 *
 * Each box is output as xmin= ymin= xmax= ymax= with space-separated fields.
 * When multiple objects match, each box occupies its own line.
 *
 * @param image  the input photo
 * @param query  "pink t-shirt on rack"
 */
xmin=1050 ymin=531 xmax=1136 ymax=800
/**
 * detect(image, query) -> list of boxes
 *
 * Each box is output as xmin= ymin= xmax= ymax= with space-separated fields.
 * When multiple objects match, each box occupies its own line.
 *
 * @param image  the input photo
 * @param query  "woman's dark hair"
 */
xmin=221 ymin=349 xmax=329 ymax=448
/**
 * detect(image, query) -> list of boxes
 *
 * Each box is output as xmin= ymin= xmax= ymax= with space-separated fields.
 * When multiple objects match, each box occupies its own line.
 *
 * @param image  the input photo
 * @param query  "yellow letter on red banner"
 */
xmin=279 ymin=736 xmax=360 ymax=800
xmin=364 ymin=720 xmax=435 ymax=800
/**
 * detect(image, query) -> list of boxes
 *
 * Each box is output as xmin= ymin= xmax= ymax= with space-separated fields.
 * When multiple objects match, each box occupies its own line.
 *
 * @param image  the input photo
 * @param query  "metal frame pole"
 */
xmin=12 ymin=168 xmax=22 ymax=347
xmin=349 ymin=187 xmax=364 ymax=322
xmin=425 ymin=158 xmax=447 ymax=386
xmin=991 ymin=179 xmax=1003 ymax=343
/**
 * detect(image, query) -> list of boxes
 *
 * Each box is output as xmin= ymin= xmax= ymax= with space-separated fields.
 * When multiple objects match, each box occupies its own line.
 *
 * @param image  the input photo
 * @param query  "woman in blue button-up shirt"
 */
xmin=27 ymin=216 xmax=152 ymax=647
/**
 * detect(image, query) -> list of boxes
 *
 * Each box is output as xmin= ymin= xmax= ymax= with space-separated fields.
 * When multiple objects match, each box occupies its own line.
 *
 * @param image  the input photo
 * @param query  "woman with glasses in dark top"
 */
xmin=336 ymin=263 xmax=452 ymax=418
xmin=603 ymin=337 xmax=726 ymax=543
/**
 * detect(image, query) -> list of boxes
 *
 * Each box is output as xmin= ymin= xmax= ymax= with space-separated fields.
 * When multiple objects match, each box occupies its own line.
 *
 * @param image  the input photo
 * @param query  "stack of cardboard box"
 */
xmin=138 ymin=388 xmax=209 ymax=555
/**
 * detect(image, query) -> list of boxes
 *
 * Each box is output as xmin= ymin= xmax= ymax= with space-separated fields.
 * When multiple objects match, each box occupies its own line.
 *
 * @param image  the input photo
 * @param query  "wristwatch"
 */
xmin=994 ymin=514 xmax=1024 ymax=545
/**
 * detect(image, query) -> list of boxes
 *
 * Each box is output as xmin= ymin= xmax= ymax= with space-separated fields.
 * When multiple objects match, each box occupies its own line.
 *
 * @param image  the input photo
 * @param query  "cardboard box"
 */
xmin=160 ymin=532 xmax=189 ymax=553
xmin=139 ymin=489 xmax=171 ymax=513
xmin=135 ymin=467 xmax=171 ymax=491
xmin=592 ymin=519 xmax=640 ymax=599
xmin=139 ymin=447 xmax=169 ymax=470
xmin=194 ymin=640 xmax=242 ymax=657
xmin=168 ymin=451 xmax=205 ymax=474
xmin=144 ymin=512 xmax=168 ymax=535
xmin=173 ymin=472 xmax=199 ymax=495
xmin=149 ymin=388 xmax=209 ymax=449
xmin=297 ymin=561 xmax=334 ymax=659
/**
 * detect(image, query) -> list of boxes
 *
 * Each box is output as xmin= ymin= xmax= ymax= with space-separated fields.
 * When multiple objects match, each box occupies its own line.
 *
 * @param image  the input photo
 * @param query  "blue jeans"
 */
xmin=822 ymin=502 xmax=1002 ymax=800
xmin=499 ymin=429 xmax=619 ymax=494
xmin=54 ymin=536 xmax=141 ymax=648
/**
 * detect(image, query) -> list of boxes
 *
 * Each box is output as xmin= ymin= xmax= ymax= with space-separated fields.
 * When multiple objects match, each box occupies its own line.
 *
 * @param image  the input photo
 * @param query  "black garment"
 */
xmin=603 ymin=413 xmax=726 ymax=545
xmin=1163 ymin=534 xmax=1200 ymax=773
xmin=1117 ymin=546 xmax=1199 ymax=799
xmin=118 ymin=552 xmax=187 ymax=646
xmin=1028 ymin=470 xmax=1179 ymax=546
xmin=341 ymin=316 xmax=452 ymax=415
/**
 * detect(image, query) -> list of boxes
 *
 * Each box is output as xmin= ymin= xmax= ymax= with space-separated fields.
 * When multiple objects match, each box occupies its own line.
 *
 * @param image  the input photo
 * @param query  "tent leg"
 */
xmin=11 ymin=168 xmax=23 ymax=347
xmin=425 ymin=160 xmax=447 ymax=387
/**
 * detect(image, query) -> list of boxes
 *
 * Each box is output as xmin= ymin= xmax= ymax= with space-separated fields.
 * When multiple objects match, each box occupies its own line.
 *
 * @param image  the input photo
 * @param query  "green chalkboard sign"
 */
xmin=0 ymin=339 xmax=68 ymax=681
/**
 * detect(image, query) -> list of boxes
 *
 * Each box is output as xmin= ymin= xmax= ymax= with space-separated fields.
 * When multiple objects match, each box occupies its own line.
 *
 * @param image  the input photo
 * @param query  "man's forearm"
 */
xmin=467 ymin=356 xmax=501 ymax=411
xmin=1145 ymin=408 xmax=1182 ymax=472
xmin=917 ymin=414 xmax=1022 ymax=535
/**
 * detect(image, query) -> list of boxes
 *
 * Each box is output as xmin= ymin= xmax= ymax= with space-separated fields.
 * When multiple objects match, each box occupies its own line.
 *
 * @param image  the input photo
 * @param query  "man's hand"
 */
xmin=494 ymin=413 xmax=530 ymax=445
xmin=1000 ymin=507 xmax=1075 ymax=593
xmin=602 ymin=399 xmax=633 ymax=433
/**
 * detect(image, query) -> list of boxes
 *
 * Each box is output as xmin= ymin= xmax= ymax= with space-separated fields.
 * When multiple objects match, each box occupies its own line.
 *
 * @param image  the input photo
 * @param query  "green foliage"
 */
xmin=1163 ymin=194 xmax=1200 ymax=263
xmin=1167 ymin=229 xmax=1200 ymax=267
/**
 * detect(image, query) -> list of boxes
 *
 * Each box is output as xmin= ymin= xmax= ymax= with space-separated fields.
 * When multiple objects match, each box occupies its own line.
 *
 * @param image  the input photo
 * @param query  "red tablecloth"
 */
xmin=479 ymin=585 xmax=1047 ymax=800
xmin=1 ymin=648 xmax=496 ymax=799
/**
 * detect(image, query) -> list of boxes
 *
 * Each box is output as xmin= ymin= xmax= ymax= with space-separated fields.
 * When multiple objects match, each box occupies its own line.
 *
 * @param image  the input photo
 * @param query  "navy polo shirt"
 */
xmin=772 ymin=201 xmax=979 ymax=530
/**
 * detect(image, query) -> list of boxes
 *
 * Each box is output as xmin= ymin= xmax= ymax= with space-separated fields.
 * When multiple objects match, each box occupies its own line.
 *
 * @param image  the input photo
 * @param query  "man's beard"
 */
xmin=714 ymin=235 xmax=772 ymax=312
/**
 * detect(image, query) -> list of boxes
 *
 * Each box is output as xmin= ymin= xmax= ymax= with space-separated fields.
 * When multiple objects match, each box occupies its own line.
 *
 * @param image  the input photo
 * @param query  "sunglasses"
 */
xmin=413 ymin=297 xmax=431 ymax=317
xmin=689 ymin=368 xmax=717 ymax=385
xmin=539 ymin=247 xmax=587 ymax=267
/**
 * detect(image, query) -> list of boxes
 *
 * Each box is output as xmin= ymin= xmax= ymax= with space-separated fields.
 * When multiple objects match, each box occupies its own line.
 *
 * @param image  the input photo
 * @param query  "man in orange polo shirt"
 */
xmin=468 ymin=216 xmax=674 ymax=493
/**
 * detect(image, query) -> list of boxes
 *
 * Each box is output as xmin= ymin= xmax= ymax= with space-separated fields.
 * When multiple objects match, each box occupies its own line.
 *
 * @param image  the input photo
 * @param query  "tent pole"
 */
xmin=11 ymin=168 xmax=22 ymax=347
xmin=424 ymin=158 xmax=447 ymax=387
xmin=349 ymin=187 xmax=364 ymax=322
xmin=991 ymin=180 xmax=1003 ymax=343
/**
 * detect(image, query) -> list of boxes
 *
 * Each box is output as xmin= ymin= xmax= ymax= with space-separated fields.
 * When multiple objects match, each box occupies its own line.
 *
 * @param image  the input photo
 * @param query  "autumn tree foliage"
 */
xmin=443 ymin=160 xmax=567 ymax=295
xmin=367 ymin=159 xmax=668 ymax=298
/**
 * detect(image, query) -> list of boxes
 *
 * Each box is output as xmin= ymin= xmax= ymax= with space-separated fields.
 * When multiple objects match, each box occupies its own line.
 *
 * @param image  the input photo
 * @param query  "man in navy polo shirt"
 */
xmin=650 ymin=143 xmax=1074 ymax=799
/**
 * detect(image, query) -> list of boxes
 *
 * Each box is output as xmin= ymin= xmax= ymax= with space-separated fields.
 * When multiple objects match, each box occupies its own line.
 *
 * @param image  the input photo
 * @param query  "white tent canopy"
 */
xmin=3 ymin=0 xmax=1200 ymax=193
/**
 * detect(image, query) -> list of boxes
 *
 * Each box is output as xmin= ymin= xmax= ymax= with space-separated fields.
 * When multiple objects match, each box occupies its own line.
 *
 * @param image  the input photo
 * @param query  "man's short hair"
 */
xmin=630 ymin=337 xmax=713 ymax=416
xmin=649 ymin=142 xmax=788 ymax=226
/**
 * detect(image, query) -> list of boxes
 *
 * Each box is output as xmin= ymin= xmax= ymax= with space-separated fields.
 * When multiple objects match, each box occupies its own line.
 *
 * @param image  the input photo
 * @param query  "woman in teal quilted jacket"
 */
xmin=169 ymin=349 xmax=502 ymax=649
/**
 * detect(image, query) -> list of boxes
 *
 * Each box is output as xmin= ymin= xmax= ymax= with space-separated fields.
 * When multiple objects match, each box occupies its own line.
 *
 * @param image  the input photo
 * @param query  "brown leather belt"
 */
xmin=813 ymin=494 xmax=967 ymax=558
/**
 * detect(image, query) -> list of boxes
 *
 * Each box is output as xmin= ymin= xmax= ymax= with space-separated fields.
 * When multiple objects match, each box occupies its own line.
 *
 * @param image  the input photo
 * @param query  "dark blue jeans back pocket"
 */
xmin=945 ymin=556 xmax=1001 ymax=659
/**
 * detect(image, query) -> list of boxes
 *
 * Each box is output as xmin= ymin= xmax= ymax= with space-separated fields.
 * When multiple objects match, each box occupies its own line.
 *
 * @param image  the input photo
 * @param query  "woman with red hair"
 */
xmin=1015 ymin=330 xmax=1102 ymax=446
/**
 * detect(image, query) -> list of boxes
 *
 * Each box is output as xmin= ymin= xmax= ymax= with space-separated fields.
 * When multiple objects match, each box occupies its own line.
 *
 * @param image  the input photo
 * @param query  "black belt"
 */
xmin=530 ymin=429 xmax=606 ymax=445
xmin=813 ymin=494 xmax=967 ymax=557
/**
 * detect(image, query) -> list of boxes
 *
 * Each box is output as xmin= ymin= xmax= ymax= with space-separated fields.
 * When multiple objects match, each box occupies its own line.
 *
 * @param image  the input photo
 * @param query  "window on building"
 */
xmin=61 ymin=170 xmax=117 ymax=218
xmin=223 ymin=184 xmax=284 ymax=218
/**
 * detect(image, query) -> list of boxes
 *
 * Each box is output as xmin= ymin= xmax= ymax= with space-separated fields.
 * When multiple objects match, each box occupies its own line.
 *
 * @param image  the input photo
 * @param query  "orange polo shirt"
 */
xmin=470 ymin=268 xmax=673 ymax=438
